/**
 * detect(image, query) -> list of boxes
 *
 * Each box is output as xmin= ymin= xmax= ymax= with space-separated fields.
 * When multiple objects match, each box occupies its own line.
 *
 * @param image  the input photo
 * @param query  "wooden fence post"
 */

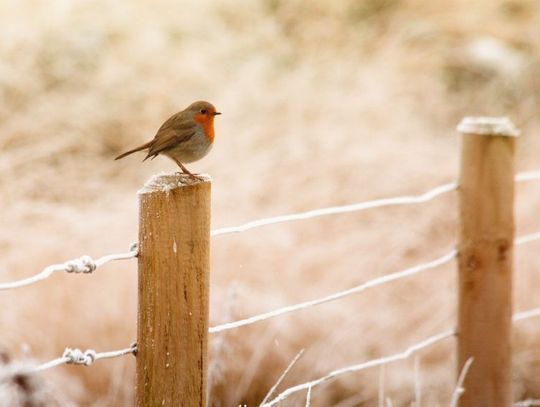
xmin=137 ymin=174 xmax=211 ymax=406
xmin=457 ymin=117 xmax=519 ymax=407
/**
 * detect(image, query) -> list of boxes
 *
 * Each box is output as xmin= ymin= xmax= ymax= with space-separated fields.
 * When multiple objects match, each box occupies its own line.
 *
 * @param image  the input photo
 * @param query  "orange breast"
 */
xmin=194 ymin=114 xmax=215 ymax=143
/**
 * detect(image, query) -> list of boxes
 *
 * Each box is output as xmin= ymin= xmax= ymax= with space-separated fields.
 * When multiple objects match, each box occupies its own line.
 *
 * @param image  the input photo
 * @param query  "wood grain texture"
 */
xmin=457 ymin=123 xmax=516 ymax=407
xmin=137 ymin=174 xmax=211 ymax=407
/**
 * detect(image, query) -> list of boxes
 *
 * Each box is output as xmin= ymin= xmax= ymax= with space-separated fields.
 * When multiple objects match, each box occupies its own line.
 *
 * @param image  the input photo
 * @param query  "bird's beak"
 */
xmin=213 ymin=112 xmax=222 ymax=116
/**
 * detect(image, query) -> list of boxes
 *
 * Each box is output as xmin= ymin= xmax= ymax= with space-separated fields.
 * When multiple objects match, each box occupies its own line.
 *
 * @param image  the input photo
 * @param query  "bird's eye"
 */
xmin=200 ymin=109 xmax=207 ymax=114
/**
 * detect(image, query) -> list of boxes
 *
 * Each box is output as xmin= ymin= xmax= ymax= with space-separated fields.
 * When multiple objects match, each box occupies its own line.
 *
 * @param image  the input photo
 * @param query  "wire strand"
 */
xmin=209 ymin=249 xmax=457 ymax=333
xmin=210 ymin=169 xmax=540 ymax=238
xmin=36 ymin=343 xmax=136 ymax=373
xmin=515 ymin=231 xmax=540 ymax=246
xmin=515 ymin=170 xmax=540 ymax=182
xmin=261 ymin=302 xmax=540 ymax=407
xmin=0 ymin=343 xmax=137 ymax=384
xmin=515 ymin=400 xmax=540 ymax=407
xmin=513 ymin=307 xmax=540 ymax=322
xmin=211 ymin=182 xmax=458 ymax=237
xmin=260 ymin=329 xmax=456 ymax=407
xmin=0 ymin=243 xmax=138 ymax=291
xmin=210 ymin=229 xmax=540 ymax=334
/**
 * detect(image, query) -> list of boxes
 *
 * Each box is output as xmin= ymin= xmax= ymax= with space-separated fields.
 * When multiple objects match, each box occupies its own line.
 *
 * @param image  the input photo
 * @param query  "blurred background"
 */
xmin=1 ymin=0 xmax=540 ymax=405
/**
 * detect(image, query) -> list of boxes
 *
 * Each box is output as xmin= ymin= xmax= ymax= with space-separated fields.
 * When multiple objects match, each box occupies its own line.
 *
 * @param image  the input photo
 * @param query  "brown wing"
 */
xmin=143 ymin=111 xmax=198 ymax=160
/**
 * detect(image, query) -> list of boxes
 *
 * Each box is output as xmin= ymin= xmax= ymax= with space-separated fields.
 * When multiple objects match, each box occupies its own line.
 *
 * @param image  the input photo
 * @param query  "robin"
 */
xmin=115 ymin=100 xmax=221 ymax=176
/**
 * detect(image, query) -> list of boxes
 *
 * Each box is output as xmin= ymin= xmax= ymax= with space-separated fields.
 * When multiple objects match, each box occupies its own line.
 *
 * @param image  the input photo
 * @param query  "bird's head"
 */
xmin=188 ymin=101 xmax=221 ymax=124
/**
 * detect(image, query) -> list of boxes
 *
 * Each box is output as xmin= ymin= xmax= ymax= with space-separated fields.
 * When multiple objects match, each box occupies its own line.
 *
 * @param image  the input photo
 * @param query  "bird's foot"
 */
xmin=174 ymin=171 xmax=203 ymax=181
xmin=188 ymin=173 xmax=204 ymax=181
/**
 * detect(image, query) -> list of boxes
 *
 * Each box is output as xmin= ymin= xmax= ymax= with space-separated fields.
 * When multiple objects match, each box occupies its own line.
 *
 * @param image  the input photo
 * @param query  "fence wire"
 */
xmin=513 ymin=307 xmax=540 ymax=322
xmin=211 ymin=181 xmax=457 ymax=237
xmin=0 ymin=243 xmax=138 ymax=291
xmin=515 ymin=170 xmax=540 ymax=182
xmin=1 ymin=170 xmax=538 ymax=292
xmin=211 ymin=170 xmax=540 ymax=238
xmin=209 ymin=249 xmax=457 ymax=333
xmin=261 ymin=329 xmax=456 ymax=407
xmin=515 ymin=400 xmax=540 ymax=407
xmin=210 ymin=229 xmax=540 ymax=334
xmin=261 ymin=304 xmax=540 ymax=407
xmin=34 ymin=343 xmax=137 ymax=372
xmin=516 ymin=232 xmax=540 ymax=246
xmin=4 ymin=303 xmax=540 ymax=393
xmin=0 ymin=344 xmax=137 ymax=385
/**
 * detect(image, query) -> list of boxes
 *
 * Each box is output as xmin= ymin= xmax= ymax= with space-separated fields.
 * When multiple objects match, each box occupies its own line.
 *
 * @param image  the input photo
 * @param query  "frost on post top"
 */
xmin=138 ymin=172 xmax=211 ymax=194
xmin=457 ymin=116 xmax=520 ymax=137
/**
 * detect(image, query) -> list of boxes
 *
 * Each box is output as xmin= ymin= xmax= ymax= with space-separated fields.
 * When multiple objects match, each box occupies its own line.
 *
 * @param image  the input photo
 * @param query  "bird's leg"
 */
xmin=172 ymin=158 xmax=199 ymax=179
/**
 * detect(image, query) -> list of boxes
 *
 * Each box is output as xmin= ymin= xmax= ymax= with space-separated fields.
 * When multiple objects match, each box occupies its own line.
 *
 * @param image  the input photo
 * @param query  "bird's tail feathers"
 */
xmin=114 ymin=141 xmax=152 ymax=160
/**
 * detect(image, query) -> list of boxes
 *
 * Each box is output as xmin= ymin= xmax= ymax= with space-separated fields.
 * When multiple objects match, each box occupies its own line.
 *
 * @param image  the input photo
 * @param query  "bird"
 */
xmin=115 ymin=100 xmax=221 ymax=176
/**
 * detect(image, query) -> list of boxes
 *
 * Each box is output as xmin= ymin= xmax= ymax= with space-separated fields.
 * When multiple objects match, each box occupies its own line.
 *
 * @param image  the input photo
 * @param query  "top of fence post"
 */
xmin=138 ymin=173 xmax=211 ymax=195
xmin=456 ymin=117 xmax=520 ymax=137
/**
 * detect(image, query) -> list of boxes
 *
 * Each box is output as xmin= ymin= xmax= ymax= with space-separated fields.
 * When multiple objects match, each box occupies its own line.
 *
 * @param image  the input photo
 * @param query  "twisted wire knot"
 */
xmin=62 ymin=348 xmax=96 ymax=366
xmin=64 ymin=256 xmax=96 ymax=274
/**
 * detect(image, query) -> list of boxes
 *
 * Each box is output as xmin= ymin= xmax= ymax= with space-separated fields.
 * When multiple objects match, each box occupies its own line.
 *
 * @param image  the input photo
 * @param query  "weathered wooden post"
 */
xmin=137 ymin=174 xmax=211 ymax=406
xmin=457 ymin=117 xmax=519 ymax=407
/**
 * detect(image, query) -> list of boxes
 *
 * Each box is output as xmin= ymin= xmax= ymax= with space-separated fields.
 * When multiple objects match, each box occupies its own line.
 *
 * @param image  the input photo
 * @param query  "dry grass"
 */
xmin=1 ymin=0 xmax=540 ymax=405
